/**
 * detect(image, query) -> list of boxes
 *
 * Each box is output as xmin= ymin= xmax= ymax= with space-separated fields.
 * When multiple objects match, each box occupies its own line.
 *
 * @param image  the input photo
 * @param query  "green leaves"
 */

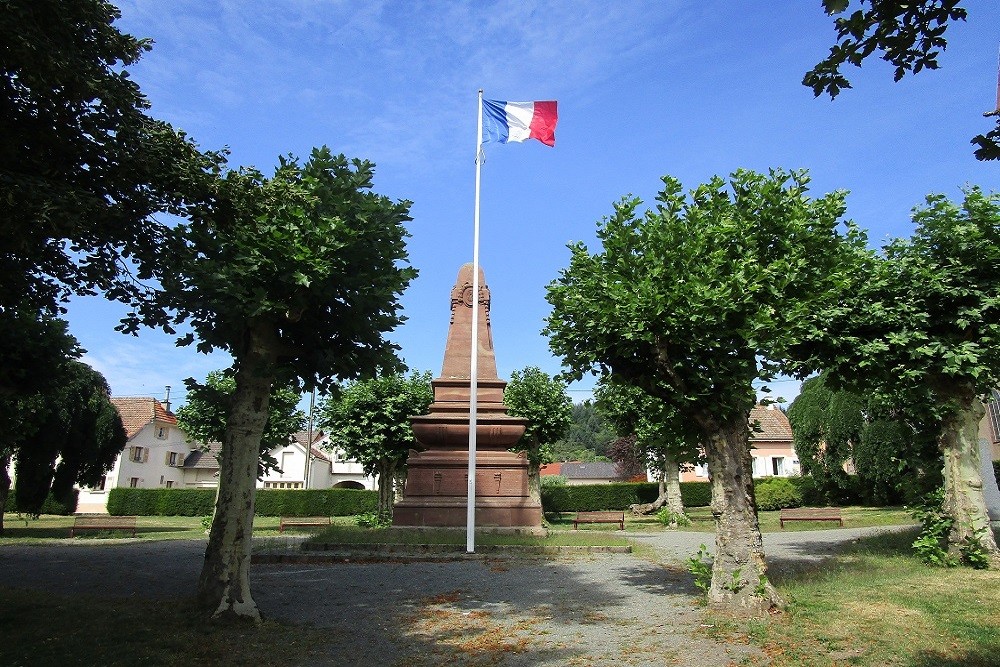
xmin=545 ymin=168 xmax=868 ymax=430
xmin=317 ymin=372 xmax=433 ymax=477
xmin=505 ymin=367 xmax=573 ymax=464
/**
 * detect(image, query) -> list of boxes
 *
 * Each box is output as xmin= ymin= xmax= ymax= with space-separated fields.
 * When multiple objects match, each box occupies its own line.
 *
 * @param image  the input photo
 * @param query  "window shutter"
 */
xmin=165 ymin=451 xmax=172 ymax=465
xmin=142 ymin=448 xmax=149 ymax=463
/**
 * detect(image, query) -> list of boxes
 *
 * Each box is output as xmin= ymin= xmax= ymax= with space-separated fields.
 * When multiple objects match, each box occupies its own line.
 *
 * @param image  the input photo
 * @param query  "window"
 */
xmin=989 ymin=389 xmax=1000 ymax=442
xmin=90 ymin=476 xmax=107 ymax=492
xmin=772 ymin=457 xmax=785 ymax=476
xmin=167 ymin=451 xmax=180 ymax=467
xmin=165 ymin=480 xmax=174 ymax=489
xmin=156 ymin=426 xmax=168 ymax=440
xmin=130 ymin=446 xmax=147 ymax=463
xmin=129 ymin=477 xmax=140 ymax=488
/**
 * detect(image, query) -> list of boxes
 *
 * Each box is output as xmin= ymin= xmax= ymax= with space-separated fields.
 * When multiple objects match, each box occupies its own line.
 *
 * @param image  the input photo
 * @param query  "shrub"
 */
xmin=107 ymin=488 xmax=377 ymax=516
xmin=8 ymin=489 xmax=78 ymax=515
xmin=540 ymin=475 xmax=567 ymax=487
xmin=254 ymin=489 xmax=377 ymax=517
xmin=657 ymin=507 xmax=692 ymax=527
xmin=754 ymin=477 xmax=803 ymax=511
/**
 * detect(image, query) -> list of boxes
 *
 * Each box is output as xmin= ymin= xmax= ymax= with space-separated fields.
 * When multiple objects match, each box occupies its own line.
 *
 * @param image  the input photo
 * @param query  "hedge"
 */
xmin=254 ymin=488 xmax=377 ymax=517
xmin=107 ymin=487 xmax=377 ymax=517
xmin=6 ymin=489 xmax=78 ymax=515
xmin=541 ymin=481 xmax=711 ymax=513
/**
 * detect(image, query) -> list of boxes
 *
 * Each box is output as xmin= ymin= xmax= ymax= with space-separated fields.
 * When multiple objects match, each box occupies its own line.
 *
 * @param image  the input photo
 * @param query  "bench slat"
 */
xmin=573 ymin=511 xmax=625 ymax=530
xmin=779 ymin=507 xmax=843 ymax=528
xmin=70 ymin=515 xmax=137 ymax=537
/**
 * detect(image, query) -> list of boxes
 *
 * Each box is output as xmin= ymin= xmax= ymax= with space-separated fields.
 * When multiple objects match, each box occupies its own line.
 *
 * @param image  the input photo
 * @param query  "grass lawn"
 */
xmin=711 ymin=527 xmax=1000 ymax=667
xmin=0 ymin=513 xmax=360 ymax=544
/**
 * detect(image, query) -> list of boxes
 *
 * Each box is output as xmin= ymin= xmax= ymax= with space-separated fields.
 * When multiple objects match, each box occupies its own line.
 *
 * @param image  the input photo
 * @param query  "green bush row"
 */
xmin=6 ymin=489 xmax=78 ymax=516
xmin=108 ymin=488 xmax=216 ymax=516
xmin=541 ymin=481 xmax=712 ymax=513
xmin=254 ymin=488 xmax=377 ymax=517
xmin=107 ymin=488 xmax=378 ymax=517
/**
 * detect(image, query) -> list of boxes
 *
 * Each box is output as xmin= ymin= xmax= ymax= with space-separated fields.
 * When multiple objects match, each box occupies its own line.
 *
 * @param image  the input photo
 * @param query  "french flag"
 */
xmin=482 ymin=99 xmax=558 ymax=147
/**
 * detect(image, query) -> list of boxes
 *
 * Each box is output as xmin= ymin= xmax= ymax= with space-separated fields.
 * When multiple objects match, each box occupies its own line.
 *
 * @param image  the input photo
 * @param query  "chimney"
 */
xmin=164 ymin=385 xmax=172 ymax=413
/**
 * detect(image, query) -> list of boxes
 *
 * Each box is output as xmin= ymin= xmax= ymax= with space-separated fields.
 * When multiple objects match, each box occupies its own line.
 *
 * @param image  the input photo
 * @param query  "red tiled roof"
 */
xmin=110 ymin=397 xmax=177 ymax=439
xmin=539 ymin=463 xmax=563 ymax=476
xmin=750 ymin=405 xmax=793 ymax=441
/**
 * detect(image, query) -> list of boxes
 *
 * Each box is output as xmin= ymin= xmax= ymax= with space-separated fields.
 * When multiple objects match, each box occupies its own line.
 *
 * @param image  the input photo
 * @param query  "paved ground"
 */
xmin=0 ymin=527 xmax=907 ymax=666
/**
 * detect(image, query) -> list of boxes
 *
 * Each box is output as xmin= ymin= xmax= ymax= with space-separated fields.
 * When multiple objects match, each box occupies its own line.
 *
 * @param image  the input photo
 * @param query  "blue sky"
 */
xmin=68 ymin=1 xmax=999 ymax=411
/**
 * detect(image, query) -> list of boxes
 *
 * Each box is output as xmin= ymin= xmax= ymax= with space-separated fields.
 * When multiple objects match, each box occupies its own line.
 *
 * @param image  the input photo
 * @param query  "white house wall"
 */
xmin=77 ymin=420 xmax=189 ymax=513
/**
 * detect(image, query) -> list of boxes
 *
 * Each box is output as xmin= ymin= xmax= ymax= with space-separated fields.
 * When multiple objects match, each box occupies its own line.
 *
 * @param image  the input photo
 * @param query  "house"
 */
xmin=559 ymin=461 xmax=623 ymax=485
xmin=681 ymin=404 xmax=799 ymax=482
xmin=257 ymin=430 xmax=374 ymax=490
xmin=177 ymin=431 xmax=376 ymax=491
xmin=76 ymin=397 xmax=189 ymax=513
xmin=980 ymin=390 xmax=1000 ymax=522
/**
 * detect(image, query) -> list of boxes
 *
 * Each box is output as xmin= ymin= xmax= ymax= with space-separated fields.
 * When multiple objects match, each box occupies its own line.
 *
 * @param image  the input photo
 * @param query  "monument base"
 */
xmin=393 ymin=448 xmax=542 ymax=530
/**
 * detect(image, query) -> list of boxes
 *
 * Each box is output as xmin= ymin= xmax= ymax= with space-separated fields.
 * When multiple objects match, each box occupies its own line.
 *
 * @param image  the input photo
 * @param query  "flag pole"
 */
xmin=467 ymin=89 xmax=484 ymax=553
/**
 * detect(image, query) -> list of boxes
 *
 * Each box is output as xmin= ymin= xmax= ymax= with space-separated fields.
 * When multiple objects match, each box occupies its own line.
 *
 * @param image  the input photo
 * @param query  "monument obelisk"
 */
xmin=393 ymin=263 xmax=542 ymax=528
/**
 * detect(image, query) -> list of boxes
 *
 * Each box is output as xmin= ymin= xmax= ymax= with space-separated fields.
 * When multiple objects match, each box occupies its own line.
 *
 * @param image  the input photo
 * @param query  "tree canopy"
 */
xmin=805 ymin=1 xmax=998 ymax=160
xmin=1 ymin=355 xmax=126 ymax=533
xmin=504 ymin=366 xmax=573 ymax=501
xmin=175 ymin=369 xmax=306 ymax=476
xmin=0 ymin=0 xmax=222 ymax=314
xmin=319 ymin=371 xmax=433 ymax=516
xmin=787 ymin=372 xmax=939 ymax=505
xmin=545 ymin=168 xmax=869 ymax=612
xmin=813 ymin=187 xmax=1000 ymax=563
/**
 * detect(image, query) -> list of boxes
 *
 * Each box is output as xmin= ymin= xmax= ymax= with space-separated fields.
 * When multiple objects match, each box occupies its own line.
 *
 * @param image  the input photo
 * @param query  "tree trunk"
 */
xmin=527 ymin=458 xmax=542 ymax=506
xmin=703 ymin=413 xmax=782 ymax=614
xmin=664 ymin=458 xmax=685 ymax=517
xmin=393 ymin=468 xmax=406 ymax=503
xmin=376 ymin=459 xmax=396 ymax=517
xmin=939 ymin=392 xmax=1000 ymax=564
xmin=630 ymin=454 xmax=685 ymax=521
xmin=0 ymin=455 xmax=10 ymax=536
xmin=197 ymin=323 xmax=277 ymax=622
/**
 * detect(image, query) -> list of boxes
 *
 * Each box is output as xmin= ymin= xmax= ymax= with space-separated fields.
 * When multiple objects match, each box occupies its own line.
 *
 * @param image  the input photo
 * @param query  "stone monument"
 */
xmin=393 ymin=263 xmax=542 ymax=528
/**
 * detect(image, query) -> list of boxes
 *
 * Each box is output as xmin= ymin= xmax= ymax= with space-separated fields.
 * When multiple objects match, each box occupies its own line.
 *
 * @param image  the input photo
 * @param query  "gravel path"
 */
xmin=0 ymin=527 xmax=908 ymax=666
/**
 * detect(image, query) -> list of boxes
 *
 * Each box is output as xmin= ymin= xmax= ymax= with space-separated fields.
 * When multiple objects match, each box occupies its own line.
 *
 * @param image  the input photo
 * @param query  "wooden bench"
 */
xmin=279 ymin=516 xmax=332 ymax=533
xmin=70 ymin=515 xmax=137 ymax=537
xmin=573 ymin=511 xmax=625 ymax=530
xmin=779 ymin=507 xmax=843 ymax=528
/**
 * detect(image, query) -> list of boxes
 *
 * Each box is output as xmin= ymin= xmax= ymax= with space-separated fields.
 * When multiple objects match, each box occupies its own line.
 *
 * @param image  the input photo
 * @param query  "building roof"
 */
xmin=291 ymin=430 xmax=331 ymax=462
xmin=182 ymin=443 xmax=221 ymax=470
xmin=561 ymin=461 xmax=620 ymax=480
xmin=110 ymin=397 xmax=177 ymax=439
xmin=539 ymin=462 xmax=563 ymax=476
xmin=750 ymin=405 xmax=793 ymax=442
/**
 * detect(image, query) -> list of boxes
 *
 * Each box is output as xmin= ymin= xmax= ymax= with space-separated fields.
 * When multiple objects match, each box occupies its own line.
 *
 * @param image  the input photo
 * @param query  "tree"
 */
xmin=788 ymin=372 xmax=940 ymax=504
xmin=0 ymin=0 xmax=224 ymax=314
xmin=550 ymin=401 xmax=616 ymax=461
xmin=595 ymin=377 xmax=701 ymax=519
xmin=128 ymin=147 xmax=416 ymax=621
xmin=175 ymin=370 xmax=306 ymax=477
xmin=319 ymin=372 xmax=433 ymax=517
xmin=1 ymin=357 xmax=126 ymax=534
xmin=503 ymin=366 xmax=573 ymax=504
xmin=816 ymin=187 xmax=1000 ymax=564
xmin=805 ymin=1 xmax=998 ymax=160
xmin=545 ymin=169 xmax=868 ymax=612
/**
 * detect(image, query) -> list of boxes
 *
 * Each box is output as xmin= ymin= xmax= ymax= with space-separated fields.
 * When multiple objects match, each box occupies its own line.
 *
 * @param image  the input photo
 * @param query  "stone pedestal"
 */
xmin=393 ymin=264 xmax=542 ymax=529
